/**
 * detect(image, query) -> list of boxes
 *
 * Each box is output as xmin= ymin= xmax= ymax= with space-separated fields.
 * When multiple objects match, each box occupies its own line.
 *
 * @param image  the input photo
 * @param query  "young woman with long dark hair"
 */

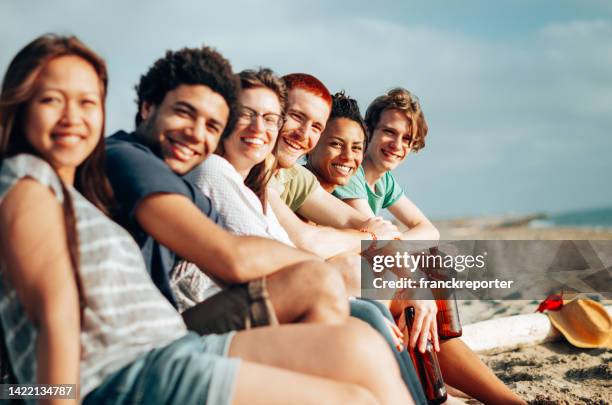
xmin=0 ymin=35 xmax=413 ymax=405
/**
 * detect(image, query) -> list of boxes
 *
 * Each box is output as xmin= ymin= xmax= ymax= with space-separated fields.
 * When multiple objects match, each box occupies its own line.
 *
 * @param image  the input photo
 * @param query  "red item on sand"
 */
xmin=536 ymin=293 xmax=564 ymax=313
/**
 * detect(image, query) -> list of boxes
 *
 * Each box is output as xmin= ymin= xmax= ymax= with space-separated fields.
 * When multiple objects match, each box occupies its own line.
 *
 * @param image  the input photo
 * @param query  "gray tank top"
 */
xmin=0 ymin=154 xmax=187 ymax=399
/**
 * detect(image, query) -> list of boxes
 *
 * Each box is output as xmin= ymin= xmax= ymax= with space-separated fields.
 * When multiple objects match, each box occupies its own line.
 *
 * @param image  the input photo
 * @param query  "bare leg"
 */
xmin=267 ymin=260 xmax=349 ymax=324
xmin=230 ymin=318 xmax=414 ymax=405
xmin=437 ymin=338 xmax=525 ymax=404
xmin=326 ymin=252 xmax=362 ymax=296
xmin=233 ymin=362 xmax=377 ymax=405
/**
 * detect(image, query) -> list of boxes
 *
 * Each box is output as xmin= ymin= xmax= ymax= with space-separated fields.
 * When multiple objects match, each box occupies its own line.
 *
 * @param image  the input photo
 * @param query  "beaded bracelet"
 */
xmin=359 ymin=228 xmax=378 ymax=241
xmin=359 ymin=228 xmax=378 ymax=253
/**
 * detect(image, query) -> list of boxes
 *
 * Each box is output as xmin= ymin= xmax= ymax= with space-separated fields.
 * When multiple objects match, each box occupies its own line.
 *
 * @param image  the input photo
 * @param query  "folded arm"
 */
xmin=268 ymin=189 xmax=366 ymax=258
xmin=296 ymin=187 xmax=371 ymax=229
xmin=387 ymin=196 xmax=439 ymax=240
xmin=344 ymin=196 xmax=439 ymax=241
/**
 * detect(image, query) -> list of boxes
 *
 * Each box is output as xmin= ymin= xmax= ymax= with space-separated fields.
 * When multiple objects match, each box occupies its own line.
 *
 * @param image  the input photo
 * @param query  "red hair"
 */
xmin=282 ymin=73 xmax=332 ymax=108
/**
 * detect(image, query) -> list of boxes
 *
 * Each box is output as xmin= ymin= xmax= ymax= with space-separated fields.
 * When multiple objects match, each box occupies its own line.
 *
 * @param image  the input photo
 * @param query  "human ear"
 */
xmin=140 ymin=102 xmax=155 ymax=122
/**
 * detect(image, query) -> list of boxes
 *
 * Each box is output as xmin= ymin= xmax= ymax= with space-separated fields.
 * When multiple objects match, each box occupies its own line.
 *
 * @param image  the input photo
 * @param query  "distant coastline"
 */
xmin=428 ymin=205 xmax=612 ymax=239
xmin=530 ymin=205 xmax=612 ymax=230
xmin=428 ymin=206 xmax=612 ymax=240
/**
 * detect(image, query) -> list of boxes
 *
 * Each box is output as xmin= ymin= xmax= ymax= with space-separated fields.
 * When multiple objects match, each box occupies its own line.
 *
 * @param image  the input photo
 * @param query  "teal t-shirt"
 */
xmin=333 ymin=165 xmax=403 ymax=215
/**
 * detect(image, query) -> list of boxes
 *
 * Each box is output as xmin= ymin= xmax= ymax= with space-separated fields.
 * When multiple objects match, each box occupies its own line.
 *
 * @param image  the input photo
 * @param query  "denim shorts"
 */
xmin=350 ymin=299 xmax=427 ymax=405
xmin=83 ymin=331 xmax=239 ymax=405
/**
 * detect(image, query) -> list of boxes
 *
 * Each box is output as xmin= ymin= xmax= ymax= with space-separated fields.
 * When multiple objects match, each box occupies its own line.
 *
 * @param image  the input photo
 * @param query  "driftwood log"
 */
xmin=461 ymin=305 xmax=612 ymax=354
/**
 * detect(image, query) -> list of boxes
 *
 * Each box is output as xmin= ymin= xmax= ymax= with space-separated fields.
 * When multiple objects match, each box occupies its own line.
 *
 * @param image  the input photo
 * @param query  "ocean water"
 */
xmin=530 ymin=206 xmax=612 ymax=229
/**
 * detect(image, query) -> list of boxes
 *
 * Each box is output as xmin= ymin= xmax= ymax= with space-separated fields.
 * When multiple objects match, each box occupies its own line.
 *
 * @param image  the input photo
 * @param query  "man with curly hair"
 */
xmin=104 ymin=46 xmax=350 ymax=333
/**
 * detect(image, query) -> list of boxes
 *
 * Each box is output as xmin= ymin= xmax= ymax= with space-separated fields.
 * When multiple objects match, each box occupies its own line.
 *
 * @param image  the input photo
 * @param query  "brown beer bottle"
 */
xmin=425 ymin=248 xmax=463 ymax=339
xmin=436 ymin=294 xmax=462 ymax=339
xmin=405 ymin=306 xmax=447 ymax=405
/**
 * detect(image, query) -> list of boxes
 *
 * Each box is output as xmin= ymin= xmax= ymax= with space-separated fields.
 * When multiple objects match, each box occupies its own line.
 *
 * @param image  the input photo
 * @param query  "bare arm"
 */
xmin=280 ymin=187 xmax=400 ymax=241
xmin=0 ymin=180 xmax=80 ymax=404
xmin=296 ymin=187 xmax=370 ymax=229
xmin=344 ymin=196 xmax=439 ymax=240
xmin=346 ymin=196 xmax=440 ymax=350
xmin=387 ymin=196 xmax=440 ymax=240
xmin=343 ymin=198 xmax=377 ymax=218
xmin=135 ymin=193 xmax=322 ymax=283
xmin=268 ymin=189 xmax=366 ymax=258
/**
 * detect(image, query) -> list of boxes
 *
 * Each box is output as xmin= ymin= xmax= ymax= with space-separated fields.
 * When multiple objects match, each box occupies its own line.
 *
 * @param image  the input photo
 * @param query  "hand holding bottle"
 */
xmin=396 ymin=299 xmax=440 ymax=353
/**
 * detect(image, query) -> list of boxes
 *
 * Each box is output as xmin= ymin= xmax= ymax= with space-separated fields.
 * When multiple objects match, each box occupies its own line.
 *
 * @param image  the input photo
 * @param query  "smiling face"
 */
xmin=275 ymin=88 xmax=330 ymax=169
xmin=24 ymin=55 xmax=104 ymax=184
xmin=222 ymin=87 xmax=282 ymax=177
xmin=139 ymin=84 xmax=230 ymax=175
xmin=365 ymin=108 xmax=413 ymax=172
xmin=309 ymin=118 xmax=365 ymax=190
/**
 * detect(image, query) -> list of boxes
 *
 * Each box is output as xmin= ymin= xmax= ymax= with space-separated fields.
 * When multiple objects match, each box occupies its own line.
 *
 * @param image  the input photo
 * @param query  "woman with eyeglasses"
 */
xmin=178 ymin=68 xmax=293 ymax=305
xmin=178 ymin=68 xmax=436 ymax=404
xmin=0 ymin=36 xmax=419 ymax=405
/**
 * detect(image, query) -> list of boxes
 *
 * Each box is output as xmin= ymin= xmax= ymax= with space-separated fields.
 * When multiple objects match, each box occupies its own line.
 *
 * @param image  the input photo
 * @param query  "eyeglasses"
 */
xmin=237 ymin=107 xmax=284 ymax=131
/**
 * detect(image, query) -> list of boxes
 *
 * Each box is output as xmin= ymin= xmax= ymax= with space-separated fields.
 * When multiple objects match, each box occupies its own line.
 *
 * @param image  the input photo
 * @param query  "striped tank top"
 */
xmin=0 ymin=154 xmax=187 ymax=400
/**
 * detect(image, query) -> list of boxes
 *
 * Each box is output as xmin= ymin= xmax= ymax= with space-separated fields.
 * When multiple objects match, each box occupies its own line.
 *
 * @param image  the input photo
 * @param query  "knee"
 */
xmin=329 ymin=253 xmax=362 ymax=294
xmin=306 ymin=261 xmax=349 ymax=313
xmin=343 ymin=318 xmax=400 ymax=377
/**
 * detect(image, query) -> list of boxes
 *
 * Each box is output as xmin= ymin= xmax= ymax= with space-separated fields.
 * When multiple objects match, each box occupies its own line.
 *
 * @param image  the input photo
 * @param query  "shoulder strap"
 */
xmin=0 ymin=154 xmax=64 ymax=203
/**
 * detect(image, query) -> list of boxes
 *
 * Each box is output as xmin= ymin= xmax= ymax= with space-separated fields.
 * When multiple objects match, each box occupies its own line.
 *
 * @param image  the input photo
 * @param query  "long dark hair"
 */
xmin=0 ymin=34 xmax=115 ymax=320
xmin=217 ymin=68 xmax=287 ymax=212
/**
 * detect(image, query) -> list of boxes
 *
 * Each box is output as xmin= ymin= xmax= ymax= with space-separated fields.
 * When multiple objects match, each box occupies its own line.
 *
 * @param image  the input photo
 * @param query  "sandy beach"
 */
xmin=459 ymin=300 xmax=611 ymax=404
xmin=478 ymin=342 xmax=611 ymax=404
xmin=433 ymin=217 xmax=612 ymax=404
xmin=3 ymin=218 xmax=610 ymax=403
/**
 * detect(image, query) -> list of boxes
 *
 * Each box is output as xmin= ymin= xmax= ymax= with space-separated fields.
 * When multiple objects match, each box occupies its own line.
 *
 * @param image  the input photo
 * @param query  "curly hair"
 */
xmin=329 ymin=91 xmax=368 ymax=145
xmin=365 ymin=88 xmax=429 ymax=152
xmin=134 ymin=46 xmax=240 ymax=136
xmin=282 ymin=73 xmax=331 ymax=108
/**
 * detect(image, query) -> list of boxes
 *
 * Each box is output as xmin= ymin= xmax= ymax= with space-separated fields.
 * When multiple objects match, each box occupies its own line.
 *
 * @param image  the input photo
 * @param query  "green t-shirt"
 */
xmin=268 ymin=165 xmax=320 ymax=212
xmin=332 ymin=165 xmax=403 ymax=215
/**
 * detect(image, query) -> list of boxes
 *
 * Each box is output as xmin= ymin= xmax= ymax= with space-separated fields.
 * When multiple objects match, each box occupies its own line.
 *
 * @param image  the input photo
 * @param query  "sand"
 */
xmin=3 ymin=221 xmax=610 ymax=401
xmin=436 ymin=221 xmax=612 ymax=404
xmin=478 ymin=343 xmax=611 ymax=404
xmin=456 ymin=299 xmax=611 ymax=404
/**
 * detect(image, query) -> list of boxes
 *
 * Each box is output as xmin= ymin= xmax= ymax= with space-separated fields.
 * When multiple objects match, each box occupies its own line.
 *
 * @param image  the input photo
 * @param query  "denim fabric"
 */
xmin=83 ymin=332 xmax=239 ymax=405
xmin=350 ymin=299 xmax=427 ymax=405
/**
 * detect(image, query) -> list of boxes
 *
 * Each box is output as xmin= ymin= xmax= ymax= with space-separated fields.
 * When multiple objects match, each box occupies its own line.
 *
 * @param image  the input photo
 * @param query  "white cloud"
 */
xmin=1 ymin=2 xmax=611 ymax=217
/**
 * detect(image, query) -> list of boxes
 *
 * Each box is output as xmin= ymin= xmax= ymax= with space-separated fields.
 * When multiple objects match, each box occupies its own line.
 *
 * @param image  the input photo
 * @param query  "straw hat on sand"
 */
xmin=547 ymin=299 xmax=612 ymax=349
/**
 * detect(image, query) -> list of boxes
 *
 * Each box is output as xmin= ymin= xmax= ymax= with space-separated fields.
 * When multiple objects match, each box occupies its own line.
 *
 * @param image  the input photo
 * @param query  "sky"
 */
xmin=2 ymin=0 xmax=611 ymax=219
